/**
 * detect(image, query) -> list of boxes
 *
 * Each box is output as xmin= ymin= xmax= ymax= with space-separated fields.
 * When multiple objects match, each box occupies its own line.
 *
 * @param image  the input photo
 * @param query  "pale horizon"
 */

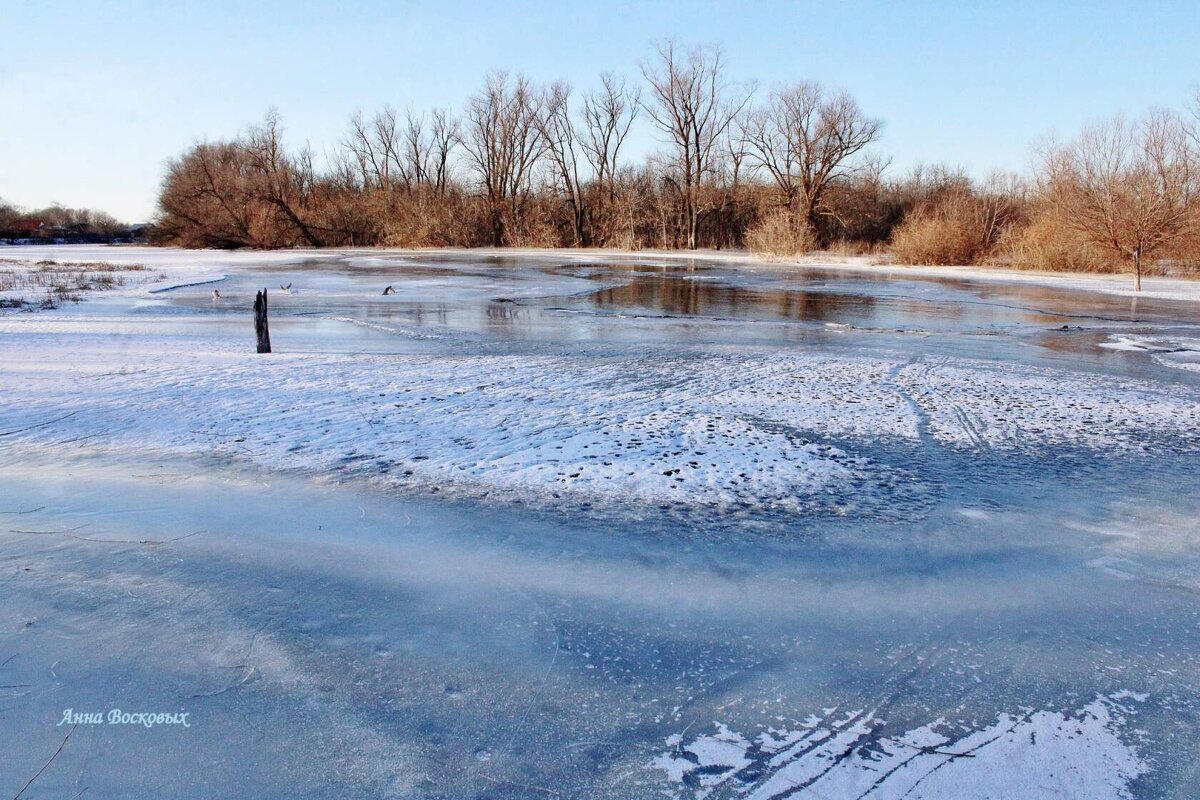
xmin=3 ymin=0 xmax=1199 ymax=221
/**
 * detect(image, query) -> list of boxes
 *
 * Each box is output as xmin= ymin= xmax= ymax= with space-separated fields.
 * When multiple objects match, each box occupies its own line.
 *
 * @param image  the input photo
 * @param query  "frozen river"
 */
xmin=1 ymin=248 xmax=1199 ymax=798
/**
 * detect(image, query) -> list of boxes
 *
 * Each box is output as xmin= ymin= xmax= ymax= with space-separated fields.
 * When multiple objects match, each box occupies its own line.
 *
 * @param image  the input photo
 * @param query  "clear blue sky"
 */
xmin=2 ymin=0 xmax=1197 ymax=222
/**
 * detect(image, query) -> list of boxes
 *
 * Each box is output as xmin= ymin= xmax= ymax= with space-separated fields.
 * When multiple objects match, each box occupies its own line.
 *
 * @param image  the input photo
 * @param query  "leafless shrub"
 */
xmin=890 ymin=175 xmax=1023 ymax=266
xmin=997 ymin=203 xmax=1119 ymax=273
xmin=890 ymin=210 xmax=982 ymax=266
xmin=745 ymin=208 xmax=814 ymax=257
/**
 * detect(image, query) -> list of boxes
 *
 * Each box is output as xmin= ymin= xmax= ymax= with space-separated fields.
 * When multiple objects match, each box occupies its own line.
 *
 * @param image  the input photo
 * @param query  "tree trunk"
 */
xmin=685 ymin=197 xmax=699 ymax=250
xmin=574 ymin=204 xmax=587 ymax=248
xmin=254 ymin=289 xmax=271 ymax=353
xmin=491 ymin=207 xmax=504 ymax=247
xmin=271 ymin=199 xmax=321 ymax=248
xmin=1133 ymin=249 xmax=1142 ymax=292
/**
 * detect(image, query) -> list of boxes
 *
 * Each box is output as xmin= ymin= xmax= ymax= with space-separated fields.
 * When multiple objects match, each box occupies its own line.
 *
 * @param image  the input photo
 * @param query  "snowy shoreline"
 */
xmin=436 ymin=245 xmax=1200 ymax=304
xmin=3 ymin=243 xmax=1199 ymax=305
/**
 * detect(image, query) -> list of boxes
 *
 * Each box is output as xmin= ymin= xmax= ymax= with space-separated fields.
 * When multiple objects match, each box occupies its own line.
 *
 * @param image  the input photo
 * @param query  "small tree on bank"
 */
xmin=1045 ymin=111 xmax=1200 ymax=291
xmin=639 ymin=41 xmax=753 ymax=250
xmin=742 ymin=82 xmax=882 ymax=244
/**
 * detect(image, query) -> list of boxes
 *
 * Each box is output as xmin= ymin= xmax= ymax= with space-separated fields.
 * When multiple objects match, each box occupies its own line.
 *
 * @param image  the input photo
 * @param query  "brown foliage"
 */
xmin=890 ymin=178 xmax=1021 ymax=266
xmin=997 ymin=202 xmax=1119 ymax=273
xmin=1042 ymin=111 xmax=1200 ymax=288
xmin=745 ymin=208 xmax=814 ymax=257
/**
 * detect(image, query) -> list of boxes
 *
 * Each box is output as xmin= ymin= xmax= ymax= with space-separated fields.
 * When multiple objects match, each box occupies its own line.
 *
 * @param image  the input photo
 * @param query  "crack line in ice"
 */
xmin=649 ymin=694 xmax=1149 ymax=800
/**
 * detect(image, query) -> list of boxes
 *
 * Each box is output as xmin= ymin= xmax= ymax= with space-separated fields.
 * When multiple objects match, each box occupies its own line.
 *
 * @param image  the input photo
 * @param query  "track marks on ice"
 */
xmin=890 ymin=356 xmax=1200 ymax=454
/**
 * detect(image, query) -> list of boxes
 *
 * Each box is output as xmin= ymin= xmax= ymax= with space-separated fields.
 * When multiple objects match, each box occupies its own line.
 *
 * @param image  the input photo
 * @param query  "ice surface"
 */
xmin=4 ymin=320 xmax=1197 ymax=526
xmin=1100 ymin=333 xmax=1200 ymax=372
xmin=1 ymin=246 xmax=1198 ymax=798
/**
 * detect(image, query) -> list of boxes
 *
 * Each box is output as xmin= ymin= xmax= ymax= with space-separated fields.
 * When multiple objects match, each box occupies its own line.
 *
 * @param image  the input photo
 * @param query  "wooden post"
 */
xmin=254 ymin=289 xmax=271 ymax=353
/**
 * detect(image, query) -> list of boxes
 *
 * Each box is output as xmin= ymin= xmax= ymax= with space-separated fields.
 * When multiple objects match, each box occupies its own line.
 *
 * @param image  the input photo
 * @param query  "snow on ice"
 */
xmin=651 ymin=694 xmax=1149 ymax=800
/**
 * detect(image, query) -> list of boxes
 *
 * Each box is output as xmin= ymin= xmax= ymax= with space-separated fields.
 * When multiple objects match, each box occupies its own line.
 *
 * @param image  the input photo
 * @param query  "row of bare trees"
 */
xmin=155 ymin=42 xmax=1200 ymax=287
xmin=157 ymin=42 xmax=886 ymax=252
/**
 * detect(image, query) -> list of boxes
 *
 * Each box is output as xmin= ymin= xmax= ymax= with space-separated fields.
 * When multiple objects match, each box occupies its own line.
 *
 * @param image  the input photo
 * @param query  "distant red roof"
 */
xmin=15 ymin=219 xmax=43 ymax=233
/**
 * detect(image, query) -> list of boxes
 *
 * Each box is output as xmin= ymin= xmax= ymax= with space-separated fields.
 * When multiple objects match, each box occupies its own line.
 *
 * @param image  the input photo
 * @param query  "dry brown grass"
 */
xmin=994 ymin=210 xmax=1122 ymax=273
xmin=890 ymin=216 xmax=984 ymax=265
xmin=889 ymin=191 xmax=1001 ymax=266
xmin=827 ymin=238 xmax=879 ymax=258
xmin=745 ymin=209 xmax=815 ymax=258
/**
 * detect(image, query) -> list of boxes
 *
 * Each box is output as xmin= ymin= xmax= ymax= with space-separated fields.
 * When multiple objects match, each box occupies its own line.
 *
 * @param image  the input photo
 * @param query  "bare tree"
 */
xmin=1046 ymin=111 xmax=1200 ymax=290
xmin=427 ymin=108 xmax=460 ymax=196
xmin=158 ymin=141 xmax=258 ymax=248
xmin=343 ymin=106 xmax=460 ymax=195
xmin=343 ymin=107 xmax=402 ymax=191
xmin=742 ymin=82 xmax=882 ymax=241
xmin=244 ymin=110 xmax=322 ymax=247
xmin=581 ymin=74 xmax=640 ymax=207
xmin=0 ymin=198 xmax=21 ymax=238
xmin=461 ymin=72 xmax=547 ymax=245
xmin=536 ymin=82 xmax=588 ymax=245
xmin=1189 ymin=87 xmax=1200 ymax=148
xmin=640 ymin=41 xmax=753 ymax=249
xmin=401 ymin=109 xmax=429 ymax=187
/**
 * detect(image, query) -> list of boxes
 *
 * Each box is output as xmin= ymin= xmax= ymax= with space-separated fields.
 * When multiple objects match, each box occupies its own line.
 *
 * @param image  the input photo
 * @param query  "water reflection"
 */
xmin=485 ymin=301 xmax=527 ymax=324
xmin=587 ymin=274 xmax=878 ymax=323
xmin=362 ymin=302 xmax=453 ymax=327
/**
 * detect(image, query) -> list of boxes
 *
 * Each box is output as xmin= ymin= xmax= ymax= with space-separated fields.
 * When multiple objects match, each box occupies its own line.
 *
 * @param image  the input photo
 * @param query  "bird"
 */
xmin=279 ymin=282 xmax=292 ymax=294
xmin=211 ymin=289 xmax=221 ymax=300
xmin=382 ymin=285 xmax=396 ymax=295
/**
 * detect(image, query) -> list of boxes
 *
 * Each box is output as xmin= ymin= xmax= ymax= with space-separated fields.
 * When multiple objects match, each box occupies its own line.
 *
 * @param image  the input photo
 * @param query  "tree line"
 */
xmin=0 ymin=200 xmax=134 ymax=244
xmin=155 ymin=41 xmax=1200 ymax=284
